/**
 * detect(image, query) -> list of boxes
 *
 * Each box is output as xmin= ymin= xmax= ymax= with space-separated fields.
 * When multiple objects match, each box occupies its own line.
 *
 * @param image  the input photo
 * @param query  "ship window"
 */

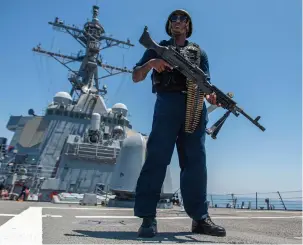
xmin=64 ymin=111 xmax=68 ymax=116
xmin=55 ymin=110 xmax=61 ymax=115
xmin=47 ymin=109 xmax=53 ymax=115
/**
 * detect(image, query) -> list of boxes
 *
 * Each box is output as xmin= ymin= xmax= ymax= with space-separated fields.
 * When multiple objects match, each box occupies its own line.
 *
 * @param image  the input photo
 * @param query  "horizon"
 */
xmin=0 ymin=0 xmax=301 ymax=194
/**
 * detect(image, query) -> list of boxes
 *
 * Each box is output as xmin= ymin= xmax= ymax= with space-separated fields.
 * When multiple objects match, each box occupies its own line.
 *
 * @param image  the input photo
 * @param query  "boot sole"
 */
xmin=138 ymin=227 xmax=158 ymax=238
xmin=192 ymin=230 xmax=226 ymax=237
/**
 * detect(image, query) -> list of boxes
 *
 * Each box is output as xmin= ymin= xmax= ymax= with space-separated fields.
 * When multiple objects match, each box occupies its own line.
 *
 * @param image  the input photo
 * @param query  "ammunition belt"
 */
xmin=185 ymin=80 xmax=205 ymax=133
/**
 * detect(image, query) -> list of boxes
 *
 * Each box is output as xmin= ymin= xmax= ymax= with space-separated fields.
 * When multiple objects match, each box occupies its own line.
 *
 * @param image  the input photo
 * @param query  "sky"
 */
xmin=0 ymin=0 xmax=301 ymax=195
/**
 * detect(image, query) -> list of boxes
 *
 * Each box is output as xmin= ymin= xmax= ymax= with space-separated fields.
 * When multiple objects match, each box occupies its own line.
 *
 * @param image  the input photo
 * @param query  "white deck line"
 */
xmin=0 ymin=207 xmax=42 ymax=245
xmin=75 ymin=215 xmax=302 ymax=219
xmin=42 ymin=206 xmax=133 ymax=210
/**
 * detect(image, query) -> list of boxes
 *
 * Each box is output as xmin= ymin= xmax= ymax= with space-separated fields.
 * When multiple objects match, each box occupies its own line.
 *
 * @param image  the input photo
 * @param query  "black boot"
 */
xmin=138 ymin=217 xmax=158 ymax=238
xmin=191 ymin=215 xmax=226 ymax=237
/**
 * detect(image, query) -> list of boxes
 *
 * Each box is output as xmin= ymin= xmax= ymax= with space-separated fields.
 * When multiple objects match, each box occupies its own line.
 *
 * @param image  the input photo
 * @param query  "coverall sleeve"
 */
xmin=133 ymin=49 xmax=158 ymax=69
xmin=200 ymin=49 xmax=211 ymax=82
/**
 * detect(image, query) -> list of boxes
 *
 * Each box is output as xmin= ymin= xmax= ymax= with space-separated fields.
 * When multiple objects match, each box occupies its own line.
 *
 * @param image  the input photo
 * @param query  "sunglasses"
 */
xmin=170 ymin=15 xmax=188 ymax=22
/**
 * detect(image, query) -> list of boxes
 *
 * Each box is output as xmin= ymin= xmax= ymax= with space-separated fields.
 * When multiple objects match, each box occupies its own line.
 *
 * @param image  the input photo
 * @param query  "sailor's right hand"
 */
xmin=148 ymin=59 xmax=173 ymax=73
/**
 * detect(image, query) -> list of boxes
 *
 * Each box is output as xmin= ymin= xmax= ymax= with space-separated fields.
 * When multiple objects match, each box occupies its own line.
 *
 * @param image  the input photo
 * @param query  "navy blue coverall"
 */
xmin=134 ymin=39 xmax=210 ymax=221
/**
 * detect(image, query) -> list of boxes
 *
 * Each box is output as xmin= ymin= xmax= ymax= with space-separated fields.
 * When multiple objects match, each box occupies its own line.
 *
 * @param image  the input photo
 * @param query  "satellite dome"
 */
xmin=112 ymin=103 xmax=128 ymax=117
xmin=53 ymin=92 xmax=72 ymax=106
xmin=113 ymin=125 xmax=124 ymax=135
xmin=113 ymin=103 xmax=128 ymax=110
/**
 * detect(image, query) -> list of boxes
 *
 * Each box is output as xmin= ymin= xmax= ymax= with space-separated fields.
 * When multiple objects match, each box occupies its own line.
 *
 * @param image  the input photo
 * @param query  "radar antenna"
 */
xmin=32 ymin=5 xmax=134 ymax=100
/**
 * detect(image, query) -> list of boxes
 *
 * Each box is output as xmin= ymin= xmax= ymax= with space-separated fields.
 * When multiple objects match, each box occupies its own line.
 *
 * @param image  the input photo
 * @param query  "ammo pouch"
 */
xmin=151 ymin=41 xmax=202 ymax=93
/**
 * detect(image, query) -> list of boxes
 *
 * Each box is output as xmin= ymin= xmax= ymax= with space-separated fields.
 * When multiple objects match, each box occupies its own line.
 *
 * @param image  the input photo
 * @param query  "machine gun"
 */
xmin=139 ymin=26 xmax=266 ymax=136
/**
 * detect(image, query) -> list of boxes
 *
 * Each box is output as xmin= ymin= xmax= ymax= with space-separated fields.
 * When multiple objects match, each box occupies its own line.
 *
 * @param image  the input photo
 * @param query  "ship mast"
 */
xmin=32 ymin=5 xmax=134 ymax=100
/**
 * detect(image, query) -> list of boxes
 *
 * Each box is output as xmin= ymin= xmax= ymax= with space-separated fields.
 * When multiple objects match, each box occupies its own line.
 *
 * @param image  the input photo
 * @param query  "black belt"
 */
xmin=154 ymin=87 xmax=187 ymax=93
xmin=156 ymin=90 xmax=187 ymax=95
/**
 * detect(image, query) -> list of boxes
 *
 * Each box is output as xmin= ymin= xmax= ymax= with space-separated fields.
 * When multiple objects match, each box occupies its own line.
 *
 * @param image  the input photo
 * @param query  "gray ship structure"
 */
xmin=0 ymin=5 xmax=174 ymax=206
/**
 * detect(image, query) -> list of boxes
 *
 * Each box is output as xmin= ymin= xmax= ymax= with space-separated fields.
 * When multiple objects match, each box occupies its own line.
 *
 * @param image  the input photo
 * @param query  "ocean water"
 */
xmin=207 ymin=193 xmax=302 ymax=211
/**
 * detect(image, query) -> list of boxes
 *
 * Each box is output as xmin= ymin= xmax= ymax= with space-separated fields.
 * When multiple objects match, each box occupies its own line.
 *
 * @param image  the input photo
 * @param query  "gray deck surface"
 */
xmin=0 ymin=200 xmax=301 ymax=244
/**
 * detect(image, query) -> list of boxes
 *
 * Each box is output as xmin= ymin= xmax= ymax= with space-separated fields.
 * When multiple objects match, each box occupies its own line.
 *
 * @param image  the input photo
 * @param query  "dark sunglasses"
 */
xmin=170 ymin=15 xmax=188 ymax=22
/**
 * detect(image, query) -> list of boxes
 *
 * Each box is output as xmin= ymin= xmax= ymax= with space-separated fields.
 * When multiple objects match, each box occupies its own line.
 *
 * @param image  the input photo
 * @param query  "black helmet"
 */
xmin=165 ymin=9 xmax=192 ymax=38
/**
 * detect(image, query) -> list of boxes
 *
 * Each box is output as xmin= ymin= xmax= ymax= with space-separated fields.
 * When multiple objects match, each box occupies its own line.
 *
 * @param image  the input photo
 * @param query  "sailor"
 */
xmin=17 ymin=185 xmax=28 ymax=201
xmin=132 ymin=9 xmax=226 ymax=237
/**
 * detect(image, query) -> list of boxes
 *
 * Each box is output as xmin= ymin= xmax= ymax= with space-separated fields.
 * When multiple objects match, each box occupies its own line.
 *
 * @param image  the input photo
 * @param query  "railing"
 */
xmin=0 ymin=163 xmax=54 ymax=176
xmin=208 ymin=190 xmax=302 ymax=211
xmin=173 ymin=189 xmax=302 ymax=211
xmin=65 ymin=142 xmax=120 ymax=164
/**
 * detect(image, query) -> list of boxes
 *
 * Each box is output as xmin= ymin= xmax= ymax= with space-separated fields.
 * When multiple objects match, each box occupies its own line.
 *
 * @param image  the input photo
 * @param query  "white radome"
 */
xmin=53 ymin=91 xmax=72 ymax=106
xmin=112 ymin=103 xmax=128 ymax=117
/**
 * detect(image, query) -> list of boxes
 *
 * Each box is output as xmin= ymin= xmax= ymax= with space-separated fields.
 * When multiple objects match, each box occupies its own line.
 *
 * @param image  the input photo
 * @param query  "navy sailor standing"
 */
xmin=132 ymin=9 xmax=226 ymax=238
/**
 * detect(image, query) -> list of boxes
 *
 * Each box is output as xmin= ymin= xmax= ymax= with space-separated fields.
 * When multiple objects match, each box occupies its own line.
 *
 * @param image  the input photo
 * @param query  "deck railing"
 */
xmin=173 ymin=189 xmax=302 ymax=211
xmin=207 ymin=190 xmax=302 ymax=211
xmin=65 ymin=142 xmax=120 ymax=164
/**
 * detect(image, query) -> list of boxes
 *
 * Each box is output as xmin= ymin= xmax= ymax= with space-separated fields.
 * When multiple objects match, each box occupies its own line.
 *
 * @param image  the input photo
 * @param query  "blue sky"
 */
xmin=0 ymin=0 xmax=301 ymax=194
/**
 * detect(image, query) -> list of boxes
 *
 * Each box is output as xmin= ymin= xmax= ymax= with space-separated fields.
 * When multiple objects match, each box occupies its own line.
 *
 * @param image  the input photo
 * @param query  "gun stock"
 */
xmin=139 ymin=26 xmax=167 ymax=56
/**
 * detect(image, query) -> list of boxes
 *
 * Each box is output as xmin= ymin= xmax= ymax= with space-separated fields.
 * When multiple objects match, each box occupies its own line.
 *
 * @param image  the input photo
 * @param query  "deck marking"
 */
xmin=0 ymin=213 xmax=62 ymax=218
xmin=0 ymin=213 xmax=17 ymax=217
xmin=75 ymin=215 xmax=302 ymax=219
xmin=43 ymin=206 xmax=133 ymax=211
xmin=0 ymin=207 xmax=42 ymax=245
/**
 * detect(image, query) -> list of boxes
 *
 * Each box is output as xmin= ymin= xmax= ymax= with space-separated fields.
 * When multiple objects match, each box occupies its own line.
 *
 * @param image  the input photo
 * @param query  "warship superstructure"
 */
xmin=0 ymin=5 xmax=174 ymax=204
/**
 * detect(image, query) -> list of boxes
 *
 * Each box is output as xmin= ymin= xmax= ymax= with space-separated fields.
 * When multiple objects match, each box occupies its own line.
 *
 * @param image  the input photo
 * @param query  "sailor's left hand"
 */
xmin=206 ymin=92 xmax=221 ymax=106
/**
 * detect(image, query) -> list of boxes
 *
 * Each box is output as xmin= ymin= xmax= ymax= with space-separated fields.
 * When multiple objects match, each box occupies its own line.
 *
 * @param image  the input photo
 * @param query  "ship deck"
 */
xmin=0 ymin=200 xmax=301 ymax=244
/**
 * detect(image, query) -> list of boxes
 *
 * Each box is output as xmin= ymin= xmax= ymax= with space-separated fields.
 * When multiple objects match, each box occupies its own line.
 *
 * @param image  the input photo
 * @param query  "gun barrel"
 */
xmin=258 ymin=124 xmax=266 ymax=131
xmin=238 ymin=108 xmax=266 ymax=131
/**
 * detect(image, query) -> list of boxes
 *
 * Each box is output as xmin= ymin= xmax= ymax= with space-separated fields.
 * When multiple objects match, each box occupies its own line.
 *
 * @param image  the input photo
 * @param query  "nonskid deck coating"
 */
xmin=0 ymin=200 xmax=301 ymax=244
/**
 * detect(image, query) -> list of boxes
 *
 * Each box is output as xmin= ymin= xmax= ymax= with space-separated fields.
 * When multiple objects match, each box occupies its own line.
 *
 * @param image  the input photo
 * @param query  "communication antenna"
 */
xmin=32 ymin=5 xmax=134 ymax=101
